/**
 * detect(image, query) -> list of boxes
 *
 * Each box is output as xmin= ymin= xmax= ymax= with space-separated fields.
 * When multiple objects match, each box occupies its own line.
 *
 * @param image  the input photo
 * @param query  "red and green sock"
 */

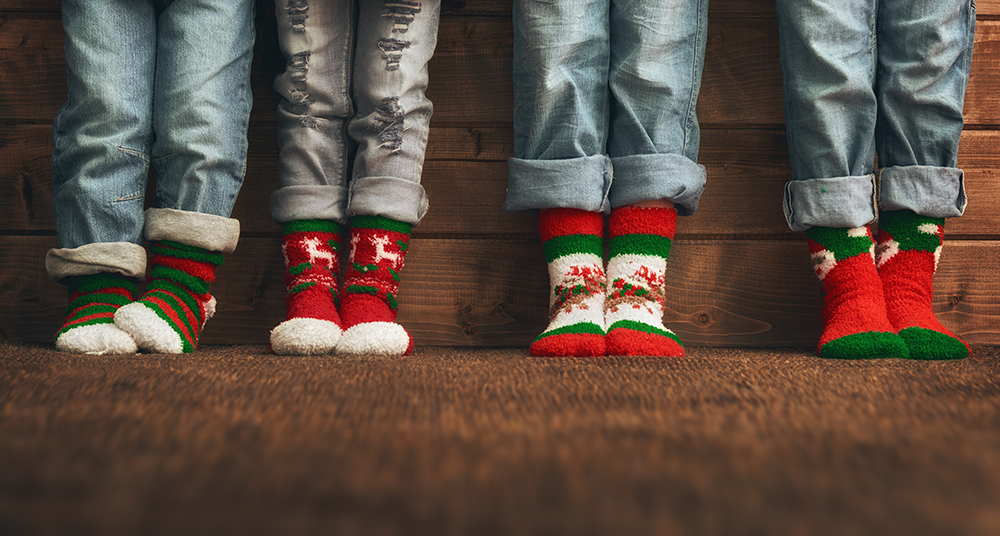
xmin=114 ymin=241 xmax=223 ymax=354
xmin=530 ymin=208 xmax=607 ymax=357
xmin=338 ymin=215 xmax=414 ymax=356
xmin=806 ymin=226 xmax=909 ymax=359
xmin=604 ymin=206 xmax=684 ymax=357
xmin=877 ymin=210 xmax=969 ymax=360
xmin=54 ymin=272 xmax=138 ymax=354
xmin=270 ymin=220 xmax=345 ymax=355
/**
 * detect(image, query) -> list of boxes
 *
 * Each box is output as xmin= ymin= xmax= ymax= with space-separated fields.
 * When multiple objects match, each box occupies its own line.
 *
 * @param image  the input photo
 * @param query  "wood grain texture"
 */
xmin=4 ymin=237 xmax=998 ymax=347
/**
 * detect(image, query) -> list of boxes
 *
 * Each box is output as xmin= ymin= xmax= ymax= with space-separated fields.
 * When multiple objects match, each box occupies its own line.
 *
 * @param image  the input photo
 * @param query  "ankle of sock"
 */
xmin=530 ymin=208 xmax=607 ymax=357
xmin=604 ymin=206 xmax=684 ymax=357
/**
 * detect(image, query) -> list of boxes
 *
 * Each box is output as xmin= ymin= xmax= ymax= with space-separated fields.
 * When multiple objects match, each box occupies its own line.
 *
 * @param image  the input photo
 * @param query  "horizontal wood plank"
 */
xmin=5 ymin=125 xmax=998 ymax=237
xmin=3 ymin=237 xmax=998 ymax=347
xmin=4 ymin=14 xmax=999 ymax=126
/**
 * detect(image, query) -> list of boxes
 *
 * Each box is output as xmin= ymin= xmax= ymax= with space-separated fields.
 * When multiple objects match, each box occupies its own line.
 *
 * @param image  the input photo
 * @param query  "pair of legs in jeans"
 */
xmin=777 ymin=0 xmax=975 ymax=359
xmin=268 ymin=0 xmax=440 ymax=356
xmin=506 ymin=0 xmax=709 ymax=357
xmin=48 ymin=0 xmax=254 ymax=355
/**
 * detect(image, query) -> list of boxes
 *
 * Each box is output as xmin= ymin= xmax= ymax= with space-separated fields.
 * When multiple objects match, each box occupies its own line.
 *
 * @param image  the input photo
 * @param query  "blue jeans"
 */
xmin=777 ymin=0 xmax=975 ymax=231
xmin=504 ymin=0 xmax=709 ymax=215
xmin=51 ymin=0 xmax=255 ymax=249
xmin=271 ymin=0 xmax=440 ymax=226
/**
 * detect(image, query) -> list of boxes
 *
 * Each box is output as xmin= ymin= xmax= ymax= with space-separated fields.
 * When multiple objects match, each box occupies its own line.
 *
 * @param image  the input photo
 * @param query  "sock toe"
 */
xmin=114 ymin=302 xmax=184 ymax=354
xmin=606 ymin=323 xmax=684 ymax=357
xmin=529 ymin=326 xmax=606 ymax=357
xmin=819 ymin=331 xmax=910 ymax=360
xmin=56 ymin=323 xmax=137 ymax=355
xmin=270 ymin=317 xmax=343 ymax=355
xmin=898 ymin=327 xmax=970 ymax=360
xmin=337 ymin=322 xmax=411 ymax=356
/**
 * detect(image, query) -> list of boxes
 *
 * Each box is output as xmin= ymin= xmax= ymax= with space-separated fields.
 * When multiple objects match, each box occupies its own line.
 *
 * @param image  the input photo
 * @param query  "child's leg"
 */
xmin=605 ymin=206 xmax=684 ymax=357
xmin=877 ymin=210 xmax=969 ymax=359
xmin=115 ymin=208 xmax=239 ymax=354
xmin=338 ymin=216 xmax=414 ymax=356
xmin=269 ymin=220 xmax=345 ymax=355
xmin=806 ymin=226 xmax=908 ymax=359
xmin=530 ymin=208 xmax=607 ymax=357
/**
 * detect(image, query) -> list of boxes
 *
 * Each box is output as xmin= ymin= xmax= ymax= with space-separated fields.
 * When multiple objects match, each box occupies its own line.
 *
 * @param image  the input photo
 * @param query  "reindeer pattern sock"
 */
xmin=270 ymin=220 xmax=345 ymax=355
xmin=530 ymin=208 xmax=607 ymax=357
xmin=337 ymin=215 xmax=414 ymax=356
xmin=806 ymin=226 xmax=909 ymax=359
xmin=877 ymin=210 xmax=969 ymax=360
xmin=54 ymin=272 xmax=138 ymax=355
xmin=604 ymin=206 xmax=684 ymax=357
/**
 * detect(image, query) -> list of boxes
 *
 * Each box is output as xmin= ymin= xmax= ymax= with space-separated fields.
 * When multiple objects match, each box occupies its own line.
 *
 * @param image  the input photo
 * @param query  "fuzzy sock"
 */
xmin=270 ymin=220 xmax=344 ymax=355
xmin=877 ymin=210 xmax=969 ymax=360
xmin=54 ymin=273 xmax=138 ymax=354
xmin=115 ymin=241 xmax=223 ymax=354
xmin=337 ymin=215 xmax=414 ymax=356
xmin=604 ymin=206 xmax=684 ymax=357
xmin=529 ymin=208 xmax=606 ymax=357
xmin=806 ymin=226 xmax=909 ymax=359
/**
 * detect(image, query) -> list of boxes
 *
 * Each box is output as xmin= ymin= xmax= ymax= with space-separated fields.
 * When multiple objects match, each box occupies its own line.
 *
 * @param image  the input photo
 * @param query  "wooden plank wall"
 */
xmin=2 ymin=0 xmax=998 ymax=348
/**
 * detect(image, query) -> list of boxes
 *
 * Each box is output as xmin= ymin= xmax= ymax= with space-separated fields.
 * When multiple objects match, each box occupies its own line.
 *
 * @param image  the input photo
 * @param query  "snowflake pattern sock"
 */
xmin=604 ymin=206 xmax=684 ymax=357
xmin=115 ymin=241 xmax=223 ymax=354
xmin=806 ymin=226 xmax=909 ymax=359
xmin=54 ymin=273 xmax=138 ymax=354
xmin=529 ymin=208 xmax=606 ymax=357
xmin=337 ymin=215 xmax=414 ymax=356
xmin=877 ymin=210 xmax=969 ymax=360
xmin=270 ymin=220 xmax=345 ymax=355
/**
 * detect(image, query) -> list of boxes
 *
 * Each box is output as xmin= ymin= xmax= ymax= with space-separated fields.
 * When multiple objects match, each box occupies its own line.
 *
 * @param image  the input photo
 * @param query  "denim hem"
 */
xmin=143 ymin=207 xmax=241 ymax=253
xmin=783 ymin=174 xmax=877 ymax=231
xmin=879 ymin=165 xmax=967 ymax=219
xmin=607 ymin=154 xmax=706 ymax=216
xmin=503 ymin=155 xmax=612 ymax=213
xmin=347 ymin=176 xmax=429 ymax=226
xmin=46 ymin=242 xmax=148 ymax=282
xmin=271 ymin=185 xmax=349 ymax=224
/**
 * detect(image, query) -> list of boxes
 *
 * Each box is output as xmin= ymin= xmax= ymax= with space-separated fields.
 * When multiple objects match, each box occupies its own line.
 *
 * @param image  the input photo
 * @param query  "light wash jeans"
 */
xmin=271 ymin=0 xmax=440 ymax=226
xmin=48 ymin=0 xmax=254 ymax=278
xmin=504 ymin=0 xmax=709 ymax=216
xmin=777 ymin=0 xmax=976 ymax=231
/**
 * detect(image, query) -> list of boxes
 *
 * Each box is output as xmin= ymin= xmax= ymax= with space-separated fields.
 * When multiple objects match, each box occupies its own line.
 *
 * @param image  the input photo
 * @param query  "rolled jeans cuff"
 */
xmin=608 ymin=153 xmax=706 ymax=216
xmin=347 ymin=176 xmax=429 ymax=226
xmin=271 ymin=185 xmax=349 ymax=225
xmin=879 ymin=165 xmax=967 ymax=218
xmin=144 ymin=207 xmax=241 ymax=253
xmin=783 ymin=174 xmax=877 ymax=232
xmin=504 ymin=155 xmax=612 ymax=213
xmin=46 ymin=242 xmax=147 ymax=282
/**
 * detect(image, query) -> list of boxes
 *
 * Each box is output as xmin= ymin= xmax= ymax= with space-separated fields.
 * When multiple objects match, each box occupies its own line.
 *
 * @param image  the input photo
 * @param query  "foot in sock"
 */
xmin=337 ymin=216 xmax=414 ymax=356
xmin=529 ymin=208 xmax=606 ymax=357
xmin=270 ymin=220 xmax=344 ymax=355
xmin=54 ymin=273 xmax=138 ymax=354
xmin=877 ymin=210 xmax=969 ymax=360
xmin=115 ymin=241 xmax=223 ymax=354
xmin=604 ymin=206 xmax=685 ymax=357
xmin=807 ymin=226 xmax=909 ymax=359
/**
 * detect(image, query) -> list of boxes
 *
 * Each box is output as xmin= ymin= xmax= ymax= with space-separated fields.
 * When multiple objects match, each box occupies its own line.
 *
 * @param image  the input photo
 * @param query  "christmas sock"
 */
xmin=529 ymin=208 xmax=606 ymax=357
xmin=54 ymin=273 xmax=138 ymax=354
xmin=806 ymin=226 xmax=909 ymax=359
xmin=604 ymin=206 xmax=684 ymax=357
xmin=270 ymin=220 xmax=344 ymax=355
xmin=115 ymin=241 xmax=223 ymax=354
xmin=877 ymin=210 xmax=969 ymax=360
xmin=337 ymin=215 xmax=414 ymax=356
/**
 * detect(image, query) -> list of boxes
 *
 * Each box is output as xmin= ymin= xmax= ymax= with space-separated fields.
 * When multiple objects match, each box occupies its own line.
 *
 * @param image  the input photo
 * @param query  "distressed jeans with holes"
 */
xmin=51 ymin=0 xmax=255 ymax=251
xmin=271 ymin=0 xmax=440 ymax=226
xmin=504 ymin=0 xmax=709 ymax=215
xmin=777 ymin=0 xmax=976 ymax=231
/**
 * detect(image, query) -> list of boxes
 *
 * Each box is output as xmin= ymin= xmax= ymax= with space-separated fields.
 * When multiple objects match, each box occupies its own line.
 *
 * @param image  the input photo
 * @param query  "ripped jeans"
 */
xmin=504 ymin=0 xmax=709 ymax=215
xmin=271 ymin=0 xmax=440 ymax=226
xmin=52 ymin=0 xmax=255 ymax=249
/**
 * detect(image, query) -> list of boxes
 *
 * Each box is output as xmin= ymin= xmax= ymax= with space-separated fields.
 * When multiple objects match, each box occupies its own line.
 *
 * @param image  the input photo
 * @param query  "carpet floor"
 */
xmin=1 ymin=343 xmax=999 ymax=535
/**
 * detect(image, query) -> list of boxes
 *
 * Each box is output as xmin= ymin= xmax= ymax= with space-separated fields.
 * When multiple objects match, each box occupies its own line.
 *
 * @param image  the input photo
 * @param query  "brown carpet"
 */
xmin=1 ymin=343 xmax=999 ymax=535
